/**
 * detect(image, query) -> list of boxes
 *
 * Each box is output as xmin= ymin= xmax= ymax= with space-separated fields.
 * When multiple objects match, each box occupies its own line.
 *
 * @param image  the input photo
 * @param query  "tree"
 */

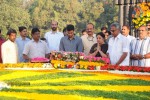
xmin=98 ymin=0 xmax=119 ymax=29
xmin=0 ymin=0 xmax=31 ymax=37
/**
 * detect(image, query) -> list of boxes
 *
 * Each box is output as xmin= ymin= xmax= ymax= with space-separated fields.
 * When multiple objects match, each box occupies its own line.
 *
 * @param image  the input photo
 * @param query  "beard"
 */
xmin=52 ymin=27 xmax=57 ymax=31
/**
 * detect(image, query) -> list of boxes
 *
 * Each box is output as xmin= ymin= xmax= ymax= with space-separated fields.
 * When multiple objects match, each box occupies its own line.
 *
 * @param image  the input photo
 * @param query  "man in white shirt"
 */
xmin=122 ymin=25 xmax=135 ymax=43
xmin=81 ymin=23 xmax=97 ymax=55
xmin=107 ymin=22 xmax=129 ymax=66
xmin=44 ymin=20 xmax=64 ymax=52
xmin=130 ymin=25 xmax=150 ymax=67
xmin=2 ymin=29 xmax=18 ymax=63
xmin=23 ymin=28 xmax=49 ymax=61
xmin=122 ymin=25 xmax=135 ymax=65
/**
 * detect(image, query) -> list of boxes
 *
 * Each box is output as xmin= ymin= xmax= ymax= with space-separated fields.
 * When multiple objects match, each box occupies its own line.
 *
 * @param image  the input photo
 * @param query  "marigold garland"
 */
xmin=132 ymin=2 xmax=150 ymax=29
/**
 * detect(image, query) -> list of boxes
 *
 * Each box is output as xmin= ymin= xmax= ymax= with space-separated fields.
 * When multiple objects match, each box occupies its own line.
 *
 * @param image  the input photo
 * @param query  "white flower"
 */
xmin=0 ymin=82 xmax=10 ymax=90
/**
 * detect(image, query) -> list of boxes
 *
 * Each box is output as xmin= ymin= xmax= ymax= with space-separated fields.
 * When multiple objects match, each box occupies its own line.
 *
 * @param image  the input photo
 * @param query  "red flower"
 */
xmin=67 ymin=64 xmax=73 ymax=68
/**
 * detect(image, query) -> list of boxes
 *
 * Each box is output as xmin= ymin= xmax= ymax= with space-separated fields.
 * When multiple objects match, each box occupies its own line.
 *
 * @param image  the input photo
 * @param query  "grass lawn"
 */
xmin=0 ymin=69 xmax=150 ymax=100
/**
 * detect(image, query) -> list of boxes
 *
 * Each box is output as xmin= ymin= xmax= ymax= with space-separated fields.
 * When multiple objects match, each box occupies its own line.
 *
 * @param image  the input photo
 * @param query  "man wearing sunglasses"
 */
xmin=107 ymin=22 xmax=129 ymax=66
xmin=130 ymin=25 xmax=150 ymax=67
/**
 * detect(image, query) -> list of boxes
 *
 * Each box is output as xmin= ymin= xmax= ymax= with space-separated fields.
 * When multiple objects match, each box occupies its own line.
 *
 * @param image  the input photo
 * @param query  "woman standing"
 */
xmin=89 ymin=32 xmax=108 ymax=57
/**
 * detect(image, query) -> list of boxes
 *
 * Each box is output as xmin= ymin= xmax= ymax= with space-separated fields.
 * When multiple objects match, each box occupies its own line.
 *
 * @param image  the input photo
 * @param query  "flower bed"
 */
xmin=101 ymin=65 xmax=150 ymax=73
xmin=0 ymin=70 xmax=149 ymax=100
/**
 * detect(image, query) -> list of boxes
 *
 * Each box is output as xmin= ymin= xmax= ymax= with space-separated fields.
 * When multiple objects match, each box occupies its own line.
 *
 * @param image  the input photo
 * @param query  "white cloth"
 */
xmin=130 ymin=37 xmax=150 ymax=67
xmin=1 ymin=40 xmax=18 ymax=64
xmin=126 ymin=35 xmax=135 ymax=65
xmin=23 ymin=40 xmax=49 ymax=59
xmin=107 ymin=34 xmax=129 ymax=66
xmin=126 ymin=35 xmax=135 ymax=44
xmin=44 ymin=31 xmax=64 ymax=52
xmin=81 ymin=34 xmax=97 ymax=55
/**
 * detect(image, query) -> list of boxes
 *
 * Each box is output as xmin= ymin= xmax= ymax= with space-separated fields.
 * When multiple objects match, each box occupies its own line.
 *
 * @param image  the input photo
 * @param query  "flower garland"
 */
xmin=132 ymin=2 xmax=150 ymax=29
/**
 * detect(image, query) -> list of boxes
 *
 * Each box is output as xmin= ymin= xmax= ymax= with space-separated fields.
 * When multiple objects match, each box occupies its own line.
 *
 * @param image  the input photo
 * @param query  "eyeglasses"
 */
xmin=110 ymin=30 xmax=116 ymax=32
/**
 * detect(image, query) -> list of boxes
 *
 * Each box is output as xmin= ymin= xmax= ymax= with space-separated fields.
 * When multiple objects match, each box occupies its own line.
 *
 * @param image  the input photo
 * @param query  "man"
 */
xmin=0 ymin=29 xmax=5 ymax=63
xmin=107 ymin=22 xmax=129 ymax=66
xmin=122 ymin=25 xmax=135 ymax=43
xmin=130 ymin=25 xmax=150 ymax=67
xmin=23 ymin=28 xmax=49 ymax=61
xmin=59 ymin=24 xmax=83 ymax=52
xmin=81 ymin=23 xmax=97 ymax=55
xmin=146 ymin=21 xmax=150 ymax=37
xmin=44 ymin=20 xmax=64 ymax=52
xmin=16 ymin=26 xmax=30 ymax=62
xmin=2 ymin=29 xmax=18 ymax=63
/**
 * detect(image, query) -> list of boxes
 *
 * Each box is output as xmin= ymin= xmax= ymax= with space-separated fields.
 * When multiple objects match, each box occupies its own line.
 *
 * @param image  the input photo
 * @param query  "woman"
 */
xmin=89 ymin=32 xmax=108 ymax=57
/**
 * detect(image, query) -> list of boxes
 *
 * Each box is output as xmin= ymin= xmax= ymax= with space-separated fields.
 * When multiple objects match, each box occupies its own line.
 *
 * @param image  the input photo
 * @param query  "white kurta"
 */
xmin=81 ymin=34 xmax=97 ymax=55
xmin=130 ymin=37 xmax=150 ymax=67
xmin=1 ymin=39 xmax=18 ymax=64
xmin=44 ymin=31 xmax=64 ymax=52
xmin=108 ymin=34 xmax=129 ymax=66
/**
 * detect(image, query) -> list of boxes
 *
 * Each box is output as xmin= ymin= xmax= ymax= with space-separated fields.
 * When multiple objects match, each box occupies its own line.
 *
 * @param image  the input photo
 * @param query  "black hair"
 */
xmin=19 ymin=26 xmax=27 ymax=32
xmin=0 ymin=29 xmax=1 ymax=33
xmin=146 ymin=21 xmax=150 ymax=24
xmin=7 ymin=28 xmax=17 ymax=35
xmin=122 ymin=25 xmax=130 ymax=30
xmin=63 ymin=27 xmax=67 ymax=33
xmin=31 ymin=27 xmax=40 ymax=34
xmin=82 ymin=29 xmax=86 ymax=33
xmin=101 ymin=27 xmax=107 ymax=31
xmin=40 ymin=37 xmax=46 ymax=41
xmin=66 ymin=24 xmax=74 ymax=31
xmin=96 ymin=32 xmax=105 ymax=40
xmin=105 ymin=31 xmax=111 ymax=35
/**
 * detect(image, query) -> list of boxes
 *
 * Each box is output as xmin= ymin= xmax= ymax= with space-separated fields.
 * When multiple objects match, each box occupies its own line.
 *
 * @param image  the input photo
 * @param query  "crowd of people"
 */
xmin=0 ymin=20 xmax=150 ymax=67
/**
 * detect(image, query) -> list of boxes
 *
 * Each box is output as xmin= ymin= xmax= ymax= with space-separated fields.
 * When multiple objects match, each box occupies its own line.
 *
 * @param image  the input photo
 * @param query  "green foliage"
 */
xmin=34 ymin=79 xmax=150 ymax=86
xmin=0 ymin=0 xmax=31 ymax=37
xmin=0 ymin=0 xmax=118 ymax=37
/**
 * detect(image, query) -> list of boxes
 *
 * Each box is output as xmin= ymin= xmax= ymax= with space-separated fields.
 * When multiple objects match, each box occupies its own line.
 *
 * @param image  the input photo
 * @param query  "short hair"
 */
xmin=31 ymin=27 xmax=40 ymax=34
xmin=82 ymin=29 xmax=86 ymax=33
xmin=110 ymin=22 xmax=121 ymax=30
xmin=63 ymin=27 xmax=67 ymax=33
xmin=7 ymin=28 xmax=17 ymax=35
xmin=66 ymin=24 xmax=74 ymax=31
xmin=40 ymin=37 xmax=46 ymax=41
xmin=0 ymin=29 xmax=1 ymax=33
xmin=105 ymin=31 xmax=111 ymax=35
xmin=96 ymin=32 xmax=105 ymax=40
xmin=146 ymin=21 xmax=150 ymax=25
xmin=19 ymin=26 xmax=27 ymax=32
xmin=122 ymin=25 xmax=130 ymax=30
xmin=101 ymin=27 xmax=107 ymax=31
xmin=87 ymin=23 xmax=94 ymax=28
xmin=139 ymin=25 xmax=148 ymax=31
